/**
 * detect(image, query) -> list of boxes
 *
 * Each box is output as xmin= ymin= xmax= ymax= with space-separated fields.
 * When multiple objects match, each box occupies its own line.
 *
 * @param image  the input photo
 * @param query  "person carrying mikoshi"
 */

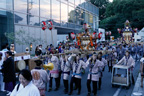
xmin=86 ymin=52 xmax=104 ymax=96
xmin=60 ymin=54 xmax=71 ymax=94
xmin=31 ymin=60 xmax=49 ymax=96
xmin=97 ymin=52 xmax=107 ymax=90
xmin=140 ymin=54 xmax=144 ymax=87
xmin=48 ymin=54 xmax=60 ymax=92
xmin=117 ymin=50 xmax=135 ymax=84
xmin=69 ymin=53 xmax=87 ymax=95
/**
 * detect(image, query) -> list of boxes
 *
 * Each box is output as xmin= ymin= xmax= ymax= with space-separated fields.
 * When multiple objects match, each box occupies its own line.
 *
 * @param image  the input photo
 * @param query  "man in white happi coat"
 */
xmin=86 ymin=53 xmax=104 ymax=96
xmin=48 ymin=55 xmax=60 ymax=91
xmin=69 ymin=54 xmax=86 ymax=95
xmin=60 ymin=54 xmax=71 ymax=94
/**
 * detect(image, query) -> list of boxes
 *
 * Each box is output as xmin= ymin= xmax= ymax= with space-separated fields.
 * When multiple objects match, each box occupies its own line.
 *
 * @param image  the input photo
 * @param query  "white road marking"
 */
xmin=113 ymin=88 xmax=121 ymax=96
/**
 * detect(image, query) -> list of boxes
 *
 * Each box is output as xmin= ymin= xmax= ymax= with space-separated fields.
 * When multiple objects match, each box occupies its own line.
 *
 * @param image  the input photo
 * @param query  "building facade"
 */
xmin=0 ymin=0 xmax=99 ymax=53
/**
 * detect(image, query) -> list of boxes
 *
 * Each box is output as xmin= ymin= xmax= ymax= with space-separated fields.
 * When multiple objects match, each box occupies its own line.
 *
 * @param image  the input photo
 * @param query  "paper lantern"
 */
xmin=92 ymin=32 xmax=96 ymax=39
xmin=109 ymin=31 xmax=111 ymax=35
xmin=47 ymin=21 xmax=53 ymax=30
xmin=98 ymin=32 xmax=102 ymax=39
xmin=42 ymin=21 xmax=47 ymax=30
xmin=134 ymin=28 xmax=138 ymax=33
xmin=106 ymin=31 xmax=109 ymax=35
xmin=71 ymin=32 xmax=75 ymax=40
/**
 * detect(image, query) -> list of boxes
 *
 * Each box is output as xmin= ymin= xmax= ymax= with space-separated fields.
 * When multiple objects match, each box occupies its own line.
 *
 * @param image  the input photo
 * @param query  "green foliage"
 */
xmin=98 ymin=0 xmax=144 ymax=38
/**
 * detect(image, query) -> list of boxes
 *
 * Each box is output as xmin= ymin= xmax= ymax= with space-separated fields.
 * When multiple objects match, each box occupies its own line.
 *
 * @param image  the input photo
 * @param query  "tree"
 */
xmin=90 ymin=0 xmax=110 ymax=20
xmin=99 ymin=0 xmax=144 ymax=38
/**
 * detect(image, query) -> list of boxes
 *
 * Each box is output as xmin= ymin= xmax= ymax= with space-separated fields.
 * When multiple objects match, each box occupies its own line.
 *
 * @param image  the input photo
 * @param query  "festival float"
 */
xmin=76 ymin=23 xmax=102 ymax=51
xmin=117 ymin=20 xmax=137 ymax=44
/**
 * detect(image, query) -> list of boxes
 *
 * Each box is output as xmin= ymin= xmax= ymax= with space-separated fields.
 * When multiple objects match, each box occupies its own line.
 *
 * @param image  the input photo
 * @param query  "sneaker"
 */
xmin=87 ymin=92 xmax=91 ymax=96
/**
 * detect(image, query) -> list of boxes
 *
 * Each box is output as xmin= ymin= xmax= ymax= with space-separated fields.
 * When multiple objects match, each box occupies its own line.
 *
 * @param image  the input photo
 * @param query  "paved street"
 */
xmin=45 ymin=61 xmax=140 ymax=96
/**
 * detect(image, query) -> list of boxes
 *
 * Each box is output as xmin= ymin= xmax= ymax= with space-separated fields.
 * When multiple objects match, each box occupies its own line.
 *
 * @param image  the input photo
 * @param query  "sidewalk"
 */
xmin=131 ymin=73 xmax=143 ymax=96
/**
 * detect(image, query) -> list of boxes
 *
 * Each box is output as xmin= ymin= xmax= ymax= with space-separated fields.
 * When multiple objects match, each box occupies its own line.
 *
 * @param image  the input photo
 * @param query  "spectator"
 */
xmin=10 ymin=69 xmax=40 ymax=96
xmin=31 ymin=60 xmax=49 ymax=96
xmin=35 ymin=46 xmax=41 ymax=56
xmin=1 ymin=51 xmax=16 ymax=93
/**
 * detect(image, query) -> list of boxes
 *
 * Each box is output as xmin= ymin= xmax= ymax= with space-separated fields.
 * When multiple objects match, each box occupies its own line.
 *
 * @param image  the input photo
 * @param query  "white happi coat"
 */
xmin=10 ymin=82 xmax=40 ymax=96
xmin=117 ymin=55 xmax=135 ymax=70
xmin=61 ymin=60 xmax=71 ymax=80
xmin=31 ymin=69 xmax=49 ymax=89
xmin=86 ymin=60 xmax=104 ymax=81
xmin=71 ymin=60 xmax=86 ymax=79
xmin=49 ymin=56 xmax=59 ymax=78
xmin=102 ymin=58 xmax=107 ymax=66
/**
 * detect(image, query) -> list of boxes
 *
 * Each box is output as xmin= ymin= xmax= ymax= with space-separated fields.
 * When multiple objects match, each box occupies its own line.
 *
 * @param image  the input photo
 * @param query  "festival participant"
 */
xmin=130 ymin=44 xmax=136 ymax=58
xmin=97 ymin=52 xmax=107 ymax=90
xmin=10 ymin=69 xmax=40 ymax=96
xmin=60 ymin=54 xmax=71 ymax=94
xmin=31 ymin=60 xmax=49 ymax=96
xmin=86 ymin=53 xmax=104 ymax=96
xmin=117 ymin=44 xmax=125 ymax=60
xmin=48 ymin=55 xmax=60 ymax=92
xmin=35 ymin=46 xmax=41 ymax=56
xmin=69 ymin=53 xmax=86 ymax=95
xmin=117 ymin=50 xmax=135 ymax=84
xmin=109 ymin=48 xmax=117 ymax=72
xmin=140 ymin=54 xmax=144 ymax=87
xmin=1 ymin=51 xmax=16 ymax=94
xmin=139 ymin=44 xmax=144 ymax=58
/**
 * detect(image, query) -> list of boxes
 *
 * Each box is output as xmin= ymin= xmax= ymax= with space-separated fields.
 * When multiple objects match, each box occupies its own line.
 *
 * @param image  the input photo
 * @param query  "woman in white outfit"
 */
xmin=10 ymin=69 xmax=40 ymax=96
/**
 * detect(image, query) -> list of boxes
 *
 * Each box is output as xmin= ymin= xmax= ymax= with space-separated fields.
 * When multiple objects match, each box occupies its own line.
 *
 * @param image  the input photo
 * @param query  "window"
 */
xmin=69 ymin=0 xmax=74 ymax=4
xmin=0 ymin=0 xmax=13 ymax=10
xmin=75 ymin=0 xmax=80 ymax=6
xmin=14 ymin=0 xmax=27 ymax=13
xmin=28 ymin=0 xmax=39 ymax=16
xmin=15 ymin=12 xmax=28 ymax=25
xmin=52 ymin=0 xmax=60 ymax=21
xmin=29 ymin=16 xmax=39 ymax=26
xmin=61 ymin=3 xmax=68 ymax=22
xmin=68 ymin=6 xmax=75 ymax=23
xmin=40 ymin=0 xmax=50 ymax=18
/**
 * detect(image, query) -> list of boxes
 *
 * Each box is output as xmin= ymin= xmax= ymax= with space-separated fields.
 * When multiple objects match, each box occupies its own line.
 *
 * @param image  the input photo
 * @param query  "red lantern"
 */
xmin=134 ymin=28 xmax=138 ymax=33
xmin=98 ymin=32 xmax=102 ymax=39
xmin=117 ymin=28 xmax=121 ymax=33
xmin=106 ymin=32 xmax=109 ymax=35
xmin=92 ymin=32 xmax=96 ymax=39
xmin=42 ymin=21 xmax=47 ymax=30
xmin=48 ymin=21 xmax=53 ymax=30
xmin=71 ymin=32 xmax=75 ymax=40
xmin=109 ymin=31 xmax=111 ymax=35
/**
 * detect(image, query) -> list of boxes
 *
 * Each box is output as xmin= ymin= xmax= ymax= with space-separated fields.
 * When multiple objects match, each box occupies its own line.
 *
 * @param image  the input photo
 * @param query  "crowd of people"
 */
xmin=0 ymin=41 xmax=144 ymax=96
